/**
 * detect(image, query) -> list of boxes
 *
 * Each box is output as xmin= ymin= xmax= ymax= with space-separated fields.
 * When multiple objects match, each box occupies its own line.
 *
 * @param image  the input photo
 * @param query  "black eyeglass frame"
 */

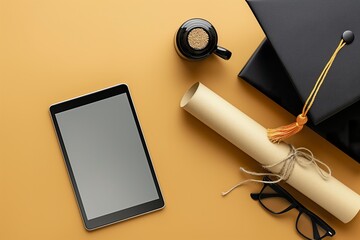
xmin=251 ymin=176 xmax=335 ymax=240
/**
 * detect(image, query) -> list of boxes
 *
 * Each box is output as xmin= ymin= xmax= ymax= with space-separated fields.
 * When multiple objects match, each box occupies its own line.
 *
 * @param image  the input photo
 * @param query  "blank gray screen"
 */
xmin=55 ymin=94 xmax=159 ymax=220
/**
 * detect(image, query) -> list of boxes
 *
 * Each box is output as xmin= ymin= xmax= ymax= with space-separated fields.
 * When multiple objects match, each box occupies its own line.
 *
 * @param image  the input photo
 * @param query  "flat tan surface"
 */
xmin=1 ymin=0 xmax=359 ymax=239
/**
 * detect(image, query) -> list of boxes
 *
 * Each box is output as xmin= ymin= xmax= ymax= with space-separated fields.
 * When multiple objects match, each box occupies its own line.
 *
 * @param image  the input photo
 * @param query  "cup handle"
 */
xmin=214 ymin=46 xmax=232 ymax=60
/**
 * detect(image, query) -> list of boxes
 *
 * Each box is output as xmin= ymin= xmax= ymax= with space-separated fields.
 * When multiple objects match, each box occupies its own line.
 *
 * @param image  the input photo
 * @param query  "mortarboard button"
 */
xmin=342 ymin=30 xmax=355 ymax=44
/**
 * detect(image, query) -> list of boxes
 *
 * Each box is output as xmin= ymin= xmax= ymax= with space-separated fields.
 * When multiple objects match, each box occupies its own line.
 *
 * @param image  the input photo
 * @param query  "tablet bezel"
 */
xmin=50 ymin=84 xmax=164 ymax=230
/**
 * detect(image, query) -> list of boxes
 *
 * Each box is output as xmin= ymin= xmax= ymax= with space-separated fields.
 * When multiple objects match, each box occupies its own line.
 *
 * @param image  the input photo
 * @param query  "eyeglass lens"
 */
xmin=297 ymin=212 xmax=328 ymax=240
xmin=259 ymin=185 xmax=292 ymax=214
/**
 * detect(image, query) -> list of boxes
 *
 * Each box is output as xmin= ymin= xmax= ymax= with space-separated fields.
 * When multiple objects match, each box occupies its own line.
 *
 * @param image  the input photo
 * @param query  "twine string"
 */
xmin=221 ymin=144 xmax=331 ymax=196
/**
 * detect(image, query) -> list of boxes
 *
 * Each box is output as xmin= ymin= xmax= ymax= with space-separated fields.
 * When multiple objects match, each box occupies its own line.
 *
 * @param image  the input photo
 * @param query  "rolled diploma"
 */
xmin=180 ymin=82 xmax=360 ymax=223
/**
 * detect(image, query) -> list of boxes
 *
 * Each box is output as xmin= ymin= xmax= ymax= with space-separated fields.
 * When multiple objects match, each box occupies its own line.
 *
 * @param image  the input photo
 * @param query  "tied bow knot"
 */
xmin=222 ymin=144 xmax=331 ymax=196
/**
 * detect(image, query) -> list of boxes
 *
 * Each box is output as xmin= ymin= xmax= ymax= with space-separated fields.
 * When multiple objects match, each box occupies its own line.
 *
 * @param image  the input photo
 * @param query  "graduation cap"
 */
xmin=239 ymin=0 xmax=360 ymax=162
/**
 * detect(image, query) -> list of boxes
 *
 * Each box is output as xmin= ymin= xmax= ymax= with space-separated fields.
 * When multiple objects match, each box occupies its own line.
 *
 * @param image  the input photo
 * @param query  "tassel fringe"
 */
xmin=267 ymin=114 xmax=308 ymax=143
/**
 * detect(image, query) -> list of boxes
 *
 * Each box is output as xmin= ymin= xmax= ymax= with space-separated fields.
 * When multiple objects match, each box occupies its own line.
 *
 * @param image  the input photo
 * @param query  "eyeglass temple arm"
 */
xmin=311 ymin=216 xmax=321 ymax=239
xmin=250 ymin=193 xmax=260 ymax=200
xmin=251 ymin=192 xmax=284 ymax=200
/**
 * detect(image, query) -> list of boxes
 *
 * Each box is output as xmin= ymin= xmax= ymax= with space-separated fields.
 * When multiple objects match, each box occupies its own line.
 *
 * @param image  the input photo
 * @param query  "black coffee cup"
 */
xmin=175 ymin=18 xmax=232 ymax=61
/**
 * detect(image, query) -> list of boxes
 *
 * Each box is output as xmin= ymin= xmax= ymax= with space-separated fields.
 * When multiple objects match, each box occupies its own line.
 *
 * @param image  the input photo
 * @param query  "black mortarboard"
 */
xmin=246 ymin=0 xmax=359 ymax=125
xmin=240 ymin=39 xmax=360 ymax=163
xmin=240 ymin=0 xmax=360 ymax=144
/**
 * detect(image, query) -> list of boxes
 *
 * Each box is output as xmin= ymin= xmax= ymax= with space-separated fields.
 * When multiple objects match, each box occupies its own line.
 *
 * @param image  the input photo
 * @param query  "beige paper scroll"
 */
xmin=180 ymin=82 xmax=360 ymax=223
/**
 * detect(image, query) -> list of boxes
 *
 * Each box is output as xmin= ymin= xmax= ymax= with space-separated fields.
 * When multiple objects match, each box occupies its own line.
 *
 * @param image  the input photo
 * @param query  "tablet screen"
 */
xmin=51 ymin=85 xmax=164 ymax=229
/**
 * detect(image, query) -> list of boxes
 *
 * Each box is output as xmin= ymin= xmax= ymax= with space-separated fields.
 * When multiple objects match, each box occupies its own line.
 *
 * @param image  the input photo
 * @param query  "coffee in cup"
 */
xmin=175 ymin=18 xmax=232 ymax=61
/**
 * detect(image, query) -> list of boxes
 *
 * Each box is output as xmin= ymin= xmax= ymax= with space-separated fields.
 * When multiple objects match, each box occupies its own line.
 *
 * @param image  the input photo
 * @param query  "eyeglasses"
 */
xmin=251 ymin=176 xmax=335 ymax=240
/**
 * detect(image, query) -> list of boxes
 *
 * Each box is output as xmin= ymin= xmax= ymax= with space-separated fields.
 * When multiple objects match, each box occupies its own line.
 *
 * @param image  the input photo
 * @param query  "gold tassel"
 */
xmin=268 ymin=114 xmax=308 ymax=143
xmin=267 ymin=38 xmax=347 ymax=143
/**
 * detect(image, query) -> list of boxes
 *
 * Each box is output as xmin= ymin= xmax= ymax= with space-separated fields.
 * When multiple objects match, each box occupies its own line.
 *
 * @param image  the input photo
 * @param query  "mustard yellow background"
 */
xmin=1 ymin=0 xmax=360 ymax=239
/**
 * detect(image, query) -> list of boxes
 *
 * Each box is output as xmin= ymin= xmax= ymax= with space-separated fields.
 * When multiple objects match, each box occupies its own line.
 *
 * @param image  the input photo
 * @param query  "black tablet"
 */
xmin=50 ymin=84 xmax=164 ymax=230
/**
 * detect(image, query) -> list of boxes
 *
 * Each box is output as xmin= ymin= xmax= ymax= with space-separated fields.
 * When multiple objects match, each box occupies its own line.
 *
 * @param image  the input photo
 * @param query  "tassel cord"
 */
xmin=302 ymin=39 xmax=346 ymax=116
xmin=267 ymin=39 xmax=347 ymax=143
